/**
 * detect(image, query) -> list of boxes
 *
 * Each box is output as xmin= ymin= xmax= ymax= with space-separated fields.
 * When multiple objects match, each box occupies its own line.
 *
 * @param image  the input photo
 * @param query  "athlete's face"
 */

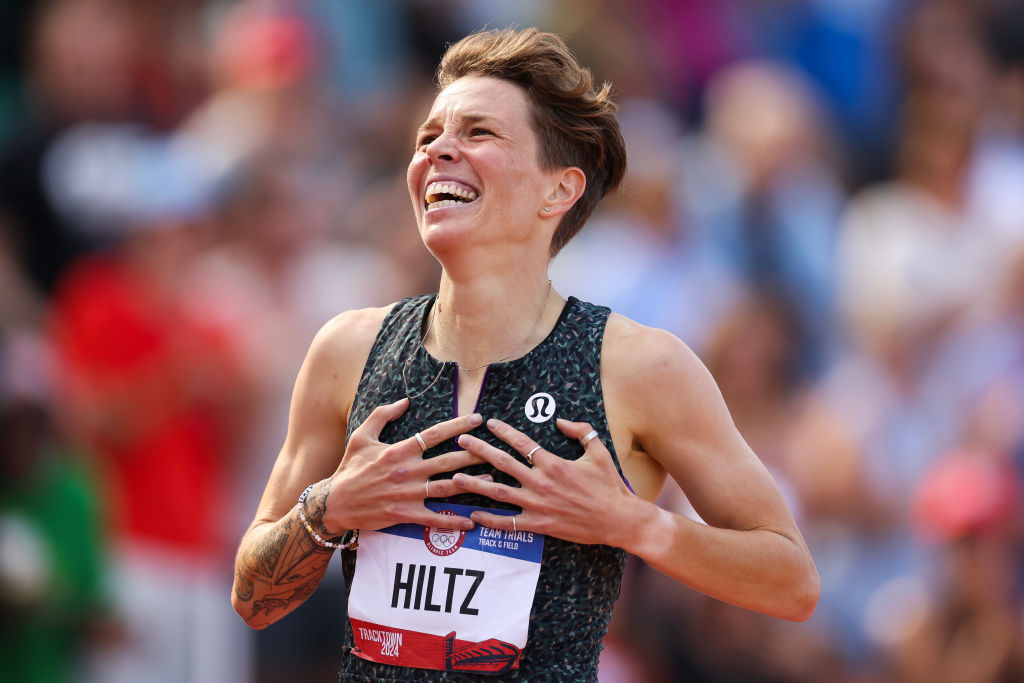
xmin=407 ymin=76 xmax=560 ymax=256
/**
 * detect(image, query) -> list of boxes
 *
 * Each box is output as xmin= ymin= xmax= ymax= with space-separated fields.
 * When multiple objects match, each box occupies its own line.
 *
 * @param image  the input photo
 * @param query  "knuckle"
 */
xmin=388 ymin=467 xmax=408 ymax=484
xmin=548 ymin=458 xmax=569 ymax=478
xmin=511 ymin=434 xmax=532 ymax=450
xmin=383 ymin=500 xmax=402 ymax=517
xmin=535 ymin=477 xmax=557 ymax=496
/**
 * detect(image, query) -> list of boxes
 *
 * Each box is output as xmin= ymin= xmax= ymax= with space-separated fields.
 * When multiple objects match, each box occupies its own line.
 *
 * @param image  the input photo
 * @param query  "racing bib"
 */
xmin=348 ymin=502 xmax=544 ymax=675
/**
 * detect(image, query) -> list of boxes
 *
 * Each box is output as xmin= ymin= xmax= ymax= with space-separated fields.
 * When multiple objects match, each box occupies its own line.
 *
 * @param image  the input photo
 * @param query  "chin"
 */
xmin=420 ymin=218 xmax=472 ymax=257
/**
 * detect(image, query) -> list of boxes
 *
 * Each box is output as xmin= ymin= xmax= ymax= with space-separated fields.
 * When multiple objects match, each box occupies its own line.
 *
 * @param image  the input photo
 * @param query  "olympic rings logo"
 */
xmin=424 ymin=511 xmax=466 ymax=556
xmin=431 ymin=533 xmax=457 ymax=547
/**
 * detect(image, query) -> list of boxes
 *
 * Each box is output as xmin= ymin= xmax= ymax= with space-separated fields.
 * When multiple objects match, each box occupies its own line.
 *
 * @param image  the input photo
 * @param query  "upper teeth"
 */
xmin=425 ymin=182 xmax=478 ymax=204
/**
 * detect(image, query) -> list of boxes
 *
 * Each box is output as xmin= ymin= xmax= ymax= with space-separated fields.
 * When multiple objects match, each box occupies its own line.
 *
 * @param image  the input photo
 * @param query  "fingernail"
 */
xmin=468 ymin=413 xmax=482 ymax=426
xmin=462 ymin=520 xmax=475 ymax=530
xmin=453 ymin=473 xmax=467 ymax=484
xmin=457 ymin=434 xmax=473 ymax=448
xmin=480 ymin=474 xmax=493 ymax=482
xmin=487 ymin=418 xmax=501 ymax=429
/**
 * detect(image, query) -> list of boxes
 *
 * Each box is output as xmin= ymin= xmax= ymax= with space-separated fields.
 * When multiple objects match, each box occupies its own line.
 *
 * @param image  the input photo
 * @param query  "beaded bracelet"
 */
xmin=297 ymin=484 xmax=359 ymax=551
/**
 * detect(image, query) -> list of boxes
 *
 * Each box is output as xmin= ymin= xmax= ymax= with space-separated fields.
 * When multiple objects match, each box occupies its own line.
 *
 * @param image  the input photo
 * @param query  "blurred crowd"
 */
xmin=0 ymin=0 xmax=1022 ymax=681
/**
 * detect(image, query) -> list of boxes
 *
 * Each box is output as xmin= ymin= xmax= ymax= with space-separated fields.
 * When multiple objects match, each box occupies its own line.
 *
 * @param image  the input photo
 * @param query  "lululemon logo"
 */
xmin=525 ymin=392 xmax=556 ymax=423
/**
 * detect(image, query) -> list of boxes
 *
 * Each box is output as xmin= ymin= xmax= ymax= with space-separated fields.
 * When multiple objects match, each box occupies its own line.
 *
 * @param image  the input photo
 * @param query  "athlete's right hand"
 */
xmin=307 ymin=398 xmax=486 ymax=534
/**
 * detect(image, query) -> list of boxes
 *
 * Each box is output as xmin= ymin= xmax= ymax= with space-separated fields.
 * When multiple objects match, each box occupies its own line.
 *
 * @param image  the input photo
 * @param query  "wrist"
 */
xmin=617 ymin=498 xmax=673 ymax=558
xmin=300 ymin=479 xmax=340 ymax=536
xmin=297 ymin=483 xmax=359 ymax=551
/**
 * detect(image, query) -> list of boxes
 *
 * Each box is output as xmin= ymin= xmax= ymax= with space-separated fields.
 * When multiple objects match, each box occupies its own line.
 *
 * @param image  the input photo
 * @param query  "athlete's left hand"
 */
xmin=451 ymin=418 xmax=639 ymax=548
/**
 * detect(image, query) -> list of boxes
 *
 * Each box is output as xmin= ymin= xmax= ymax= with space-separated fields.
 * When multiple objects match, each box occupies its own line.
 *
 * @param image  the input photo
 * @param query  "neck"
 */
xmin=426 ymin=267 xmax=563 ymax=371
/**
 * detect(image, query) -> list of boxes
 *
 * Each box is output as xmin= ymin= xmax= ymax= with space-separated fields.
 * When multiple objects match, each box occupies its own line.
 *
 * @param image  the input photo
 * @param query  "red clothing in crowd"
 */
xmin=50 ymin=254 xmax=238 ymax=556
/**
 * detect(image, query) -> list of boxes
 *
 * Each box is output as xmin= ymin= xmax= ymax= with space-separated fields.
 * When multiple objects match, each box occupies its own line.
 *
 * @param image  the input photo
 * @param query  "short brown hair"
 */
xmin=437 ymin=28 xmax=627 ymax=256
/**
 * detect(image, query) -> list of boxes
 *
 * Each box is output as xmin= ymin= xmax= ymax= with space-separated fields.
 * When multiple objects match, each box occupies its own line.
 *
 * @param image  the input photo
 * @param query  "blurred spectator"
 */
xmin=691 ymin=60 xmax=844 ymax=375
xmin=0 ymin=0 xmax=144 ymax=295
xmin=49 ymin=205 xmax=251 ymax=683
xmin=0 ymin=330 xmax=109 ymax=683
xmin=897 ymin=447 xmax=1024 ymax=682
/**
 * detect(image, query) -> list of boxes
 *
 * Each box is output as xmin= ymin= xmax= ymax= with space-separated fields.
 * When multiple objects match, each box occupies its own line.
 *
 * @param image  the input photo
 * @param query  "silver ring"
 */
xmin=415 ymin=432 xmax=427 ymax=452
xmin=580 ymin=429 xmax=598 ymax=447
xmin=525 ymin=445 xmax=541 ymax=464
xmin=512 ymin=515 xmax=517 ymax=533
xmin=425 ymin=480 xmax=431 ymax=498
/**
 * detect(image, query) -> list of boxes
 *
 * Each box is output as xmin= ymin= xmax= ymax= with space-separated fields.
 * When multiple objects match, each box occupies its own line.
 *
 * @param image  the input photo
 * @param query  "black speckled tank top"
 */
xmin=338 ymin=294 xmax=627 ymax=682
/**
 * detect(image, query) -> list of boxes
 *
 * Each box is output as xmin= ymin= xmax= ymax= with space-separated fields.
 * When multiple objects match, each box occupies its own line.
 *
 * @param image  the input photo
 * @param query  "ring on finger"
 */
xmin=525 ymin=445 xmax=541 ymax=465
xmin=580 ymin=429 xmax=598 ymax=447
xmin=425 ymin=480 xmax=431 ymax=498
xmin=512 ymin=515 xmax=517 ymax=533
xmin=415 ymin=432 xmax=427 ymax=452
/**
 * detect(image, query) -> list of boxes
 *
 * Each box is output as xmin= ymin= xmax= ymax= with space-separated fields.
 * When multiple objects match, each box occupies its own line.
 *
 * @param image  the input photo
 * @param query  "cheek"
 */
xmin=407 ymin=157 xmax=426 ymax=209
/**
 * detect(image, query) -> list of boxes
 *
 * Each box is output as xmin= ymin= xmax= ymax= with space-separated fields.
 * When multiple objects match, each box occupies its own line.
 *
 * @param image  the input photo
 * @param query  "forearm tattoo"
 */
xmin=234 ymin=507 xmax=334 ymax=627
xmin=303 ymin=478 xmax=334 ymax=536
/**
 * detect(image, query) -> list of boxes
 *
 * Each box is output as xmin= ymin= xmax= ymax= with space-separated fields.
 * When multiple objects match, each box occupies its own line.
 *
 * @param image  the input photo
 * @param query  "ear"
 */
xmin=539 ymin=167 xmax=586 ymax=219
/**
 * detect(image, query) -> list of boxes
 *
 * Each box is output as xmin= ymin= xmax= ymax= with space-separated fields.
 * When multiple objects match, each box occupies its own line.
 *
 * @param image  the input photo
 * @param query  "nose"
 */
xmin=425 ymin=130 xmax=459 ymax=163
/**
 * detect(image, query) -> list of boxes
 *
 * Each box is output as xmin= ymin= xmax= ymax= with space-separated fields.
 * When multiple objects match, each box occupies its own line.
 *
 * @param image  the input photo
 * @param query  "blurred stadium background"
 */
xmin=0 ymin=0 xmax=1022 ymax=681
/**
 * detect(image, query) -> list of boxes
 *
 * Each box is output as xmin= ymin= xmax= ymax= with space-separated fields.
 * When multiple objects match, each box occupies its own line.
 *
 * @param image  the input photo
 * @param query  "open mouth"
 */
xmin=425 ymin=181 xmax=478 ymax=211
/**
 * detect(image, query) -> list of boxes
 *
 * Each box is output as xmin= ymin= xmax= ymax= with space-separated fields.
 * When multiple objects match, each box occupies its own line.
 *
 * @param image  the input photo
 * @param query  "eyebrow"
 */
xmin=416 ymin=112 xmax=494 ymax=137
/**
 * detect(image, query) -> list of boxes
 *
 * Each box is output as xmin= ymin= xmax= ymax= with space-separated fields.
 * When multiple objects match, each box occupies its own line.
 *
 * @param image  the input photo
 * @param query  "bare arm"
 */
xmin=232 ymin=499 xmax=337 ymax=629
xmin=607 ymin=318 xmax=819 ymax=621
xmin=451 ymin=315 xmax=819 ymax=621
xmin=231 ymin=309 xmax=378 ymax=628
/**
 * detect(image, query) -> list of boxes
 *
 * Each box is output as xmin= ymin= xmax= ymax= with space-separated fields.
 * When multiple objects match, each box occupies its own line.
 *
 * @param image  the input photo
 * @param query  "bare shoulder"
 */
xmin=311 ymin=304 xmax=395 ymax=373
xmin=603 ymin=313 xmax=711 ymax=394
xmin=294 ymin=304 xmax=396 ymax=427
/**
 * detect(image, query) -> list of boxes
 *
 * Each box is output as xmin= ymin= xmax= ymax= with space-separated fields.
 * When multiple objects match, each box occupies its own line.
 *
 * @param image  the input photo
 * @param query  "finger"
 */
xmin=456 ymin=433 xmax=533 ymax=479
xmin=485 ymin=418 xmax=547 ymax=465
xmin=451 ymin=471 xmax=525 ymax=506
xmin=468 ymin=509 xmax=522 ymax=532
xmin=356 ymin=398 xmax=410 ymax=441
xmin=423 ymin=449 xmax=487 ymax=476
xmin=403 ymin=412 xmax=484 ymax=453
xmin=555 ymin=419 xmax=623 ymax=482
xmin=426 ymin=473 xmax=493 ymax=499
xmin=556 ymin=418 xmax=602 ymax=452
xmin=418 ymin=509 xmax=476 ymax=531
